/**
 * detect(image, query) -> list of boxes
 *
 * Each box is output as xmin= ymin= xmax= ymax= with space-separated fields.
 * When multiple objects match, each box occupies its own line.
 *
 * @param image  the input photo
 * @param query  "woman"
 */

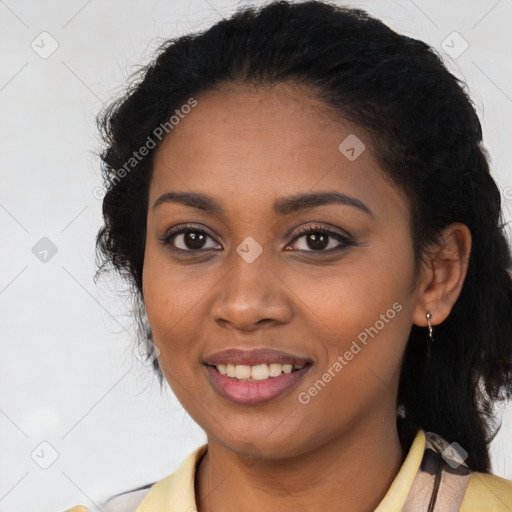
xmin=67 ymin=1 xmax=512 ymax=510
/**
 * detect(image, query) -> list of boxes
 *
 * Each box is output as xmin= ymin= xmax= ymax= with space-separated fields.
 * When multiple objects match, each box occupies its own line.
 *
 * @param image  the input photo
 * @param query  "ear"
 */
xmin=412 ymin=222 xmax=472 ymax=328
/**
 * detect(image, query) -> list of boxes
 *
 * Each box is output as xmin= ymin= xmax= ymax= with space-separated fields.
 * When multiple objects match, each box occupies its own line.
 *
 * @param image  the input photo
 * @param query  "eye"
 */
xmin=286 ymin=225 xmax=354 ymax=253
xmin=160 ymin=224 xmax=221 ymax=252
xmin=160 ymin=223 xmax=355 ymax=254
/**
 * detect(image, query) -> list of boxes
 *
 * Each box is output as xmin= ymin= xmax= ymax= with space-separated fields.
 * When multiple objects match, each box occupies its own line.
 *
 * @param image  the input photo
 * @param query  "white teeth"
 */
xmin=268 ymin=363 xmax=283 ymax=377
xmin=235 ymin=365 xmax=251 ymax=379
xmin=251 ymin=364 xmax=269 ymax=380
xmin=215 ymin=362 xmax=306 ymax=380
xmin=226 ymin=364 xmax=236 ymax=378
xmin=282 ymin=364 xmax=293 ymax=374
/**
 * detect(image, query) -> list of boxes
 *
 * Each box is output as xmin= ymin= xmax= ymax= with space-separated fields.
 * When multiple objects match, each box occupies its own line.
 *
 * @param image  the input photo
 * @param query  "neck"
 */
xmin=195 ymin=413 xmax=407 ymax=512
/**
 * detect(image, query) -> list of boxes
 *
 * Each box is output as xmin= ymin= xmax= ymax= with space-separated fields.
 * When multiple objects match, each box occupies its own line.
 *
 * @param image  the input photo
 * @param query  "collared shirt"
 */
xmin=66 ymin=421 xmax=512 ymax=512
xmin=135 ymin=432 xmax=425 ymax=511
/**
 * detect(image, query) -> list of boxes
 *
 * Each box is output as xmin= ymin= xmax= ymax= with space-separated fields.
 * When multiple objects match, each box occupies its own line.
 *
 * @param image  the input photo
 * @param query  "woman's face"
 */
xmin=143 ymin=83 xmax=422 ymax=459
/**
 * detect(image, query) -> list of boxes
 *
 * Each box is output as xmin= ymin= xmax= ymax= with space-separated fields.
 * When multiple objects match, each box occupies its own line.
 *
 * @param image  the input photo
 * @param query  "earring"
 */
xmin=426 ymin=312 xmax=434 ymax=361
xmin=426 ymin=312 xmax=434 ymax=343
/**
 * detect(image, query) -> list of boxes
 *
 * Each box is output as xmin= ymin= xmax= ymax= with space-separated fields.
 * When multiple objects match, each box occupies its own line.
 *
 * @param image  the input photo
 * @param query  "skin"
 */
xmin=142 ymin=82 xmax=471 ymax=512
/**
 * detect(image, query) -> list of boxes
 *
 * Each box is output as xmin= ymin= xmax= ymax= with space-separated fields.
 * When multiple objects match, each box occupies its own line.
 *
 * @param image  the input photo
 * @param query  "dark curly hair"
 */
xmin=94 ymin=0 xmax=512 ymax=472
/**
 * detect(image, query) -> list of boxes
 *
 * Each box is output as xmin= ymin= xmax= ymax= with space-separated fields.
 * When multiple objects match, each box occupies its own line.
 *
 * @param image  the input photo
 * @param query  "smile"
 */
xmin=213 ymin=362 xmax=307 ymax=381
xmin=205 ymin=363 xmax=312 ymax=405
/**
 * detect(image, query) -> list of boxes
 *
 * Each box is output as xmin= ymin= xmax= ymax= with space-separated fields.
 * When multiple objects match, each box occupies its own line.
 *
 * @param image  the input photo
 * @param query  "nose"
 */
xmin=210 ymin=247 xmax=293 ymax=332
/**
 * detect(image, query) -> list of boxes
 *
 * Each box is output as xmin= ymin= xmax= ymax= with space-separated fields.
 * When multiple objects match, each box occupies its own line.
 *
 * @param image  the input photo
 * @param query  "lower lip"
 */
xmin=205 ymin=365 xmax=311 ymax=405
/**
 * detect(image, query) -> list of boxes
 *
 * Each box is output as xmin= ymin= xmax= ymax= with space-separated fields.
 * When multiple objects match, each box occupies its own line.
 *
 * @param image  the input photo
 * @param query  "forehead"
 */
xmin=150 ymin=83 xmax=407 ymax=219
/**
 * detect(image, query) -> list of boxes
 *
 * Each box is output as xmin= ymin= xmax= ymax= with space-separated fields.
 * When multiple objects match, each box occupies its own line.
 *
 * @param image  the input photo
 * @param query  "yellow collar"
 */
xmin=137 ymin=428 xmax=426 ymax=512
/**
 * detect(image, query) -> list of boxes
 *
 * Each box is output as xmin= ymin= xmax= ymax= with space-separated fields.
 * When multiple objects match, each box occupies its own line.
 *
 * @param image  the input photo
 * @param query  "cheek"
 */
xmin=142 ymin=261 xmax=205 ymax=409
xmin=141 ymin=241 xmax=221 ymax=384
xmin=142 ymin=244 xmax=190 ymax=365
xmin=143 ymin=241 xmax=205 ymax=330
xmin=302 ymin=288 xmax=411 ymax=428
xmin=309 ymin=237 xmax=414 ymax=378
xmin=301 ymin=251 xmax=412 ymax=342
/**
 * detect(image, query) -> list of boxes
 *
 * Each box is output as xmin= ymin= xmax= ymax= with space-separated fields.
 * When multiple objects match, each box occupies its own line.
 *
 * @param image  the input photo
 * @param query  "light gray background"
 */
xmin=1 ymin=1 xmax=511 ymax=511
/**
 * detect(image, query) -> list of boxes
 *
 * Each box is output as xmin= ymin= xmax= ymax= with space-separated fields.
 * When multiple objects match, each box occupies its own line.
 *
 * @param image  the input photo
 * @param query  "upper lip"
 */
xmin=204 ymin=348 xmax=312 ymax=367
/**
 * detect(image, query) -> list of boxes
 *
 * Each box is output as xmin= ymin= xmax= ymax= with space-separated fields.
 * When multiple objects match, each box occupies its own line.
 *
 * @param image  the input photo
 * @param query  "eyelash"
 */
xmin=159 ymin=223 xmax=355 ymax=255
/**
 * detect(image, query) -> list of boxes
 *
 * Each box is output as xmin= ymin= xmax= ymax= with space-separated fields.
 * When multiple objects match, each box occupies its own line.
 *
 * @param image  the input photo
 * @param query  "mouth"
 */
xmin=203 ymin=348 xmax=312 ymax=405
xmin=208 ymin=362 xmax=309 ymax=381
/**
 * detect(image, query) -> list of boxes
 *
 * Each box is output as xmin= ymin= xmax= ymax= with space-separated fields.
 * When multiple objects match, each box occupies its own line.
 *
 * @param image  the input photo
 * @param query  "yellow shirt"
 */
xmin=66 ymin=425 xmax=512 ymax=511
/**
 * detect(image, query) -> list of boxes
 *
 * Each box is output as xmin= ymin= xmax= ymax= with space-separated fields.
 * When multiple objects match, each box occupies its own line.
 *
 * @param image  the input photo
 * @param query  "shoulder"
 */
xmin=62 ymin=483 xmax=155 ymax=512
xmin=461 ymin=471 xmax=512 ymax=511
xmin=61 ymin=445 xmax=208 ymax=512
xmin=101 ymin=483 xmax=155 ymax=512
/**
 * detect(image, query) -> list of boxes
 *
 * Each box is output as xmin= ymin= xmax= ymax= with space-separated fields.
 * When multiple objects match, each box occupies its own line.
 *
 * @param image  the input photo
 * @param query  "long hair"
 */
xmin=95 ymin=0 xmax=512 ymax=472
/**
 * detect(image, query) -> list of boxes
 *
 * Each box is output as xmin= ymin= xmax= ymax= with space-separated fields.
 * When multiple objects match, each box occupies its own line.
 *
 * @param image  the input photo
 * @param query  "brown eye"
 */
xmin=303 ymin=232 xmax=329 ymax=250
xmin=177 ymin=231 xmax=208 ymax=250
xmin=288 ymin=226 xmax=354 ymax=253
xmin=161 ymin=226 xmax=221 ymax=252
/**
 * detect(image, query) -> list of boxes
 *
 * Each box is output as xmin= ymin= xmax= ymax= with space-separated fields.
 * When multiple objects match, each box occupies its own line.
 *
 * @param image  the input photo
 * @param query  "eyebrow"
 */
xmin=153 ymin=190 xmax=373 ymax=218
